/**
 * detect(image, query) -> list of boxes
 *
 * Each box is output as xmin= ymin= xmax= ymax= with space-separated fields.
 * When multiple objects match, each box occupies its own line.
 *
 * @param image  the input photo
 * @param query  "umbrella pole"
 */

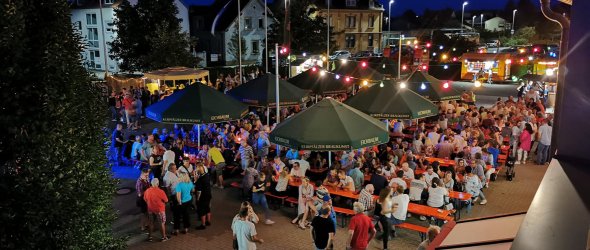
xmin=328 ymin=151 xmax=332 ymax=167
xmin=197 ymin=124 xmax=201 ymax=148
xmin=385 ymin=119 xmax=389 ymax=131
xmin=315 ymin=95 xmax=318 ymax=104
xmin=267 ymin=106 xmax=270 ymax=125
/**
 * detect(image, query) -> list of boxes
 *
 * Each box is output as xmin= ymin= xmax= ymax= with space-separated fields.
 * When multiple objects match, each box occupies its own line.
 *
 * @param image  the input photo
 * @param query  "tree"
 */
xmin=142 ymin=21 xmax=199 ymax=69
xmin=227 ymin=28 xmax=248 ymax=64
xmin=499 ymin=26 xmax=536 ymax=46
xmin=110 ymin=0 xmax=196 ymax=71
xmin=269 ymin=0 xmax=335 ymax=54
xmin=0 ymin=0 xmax=123 ymax=249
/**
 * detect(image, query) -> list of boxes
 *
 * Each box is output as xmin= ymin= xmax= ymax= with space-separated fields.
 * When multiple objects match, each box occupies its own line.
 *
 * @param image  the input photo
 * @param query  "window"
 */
xmin=252 ymin=40 xmax=259 ymax=54
xmin=346 ymin=0 xmax=356 ymax=7
xmin=368 ymin=15 xmax=374 ymax=28
xmin=89 ymin=50 xmax=101 ymax=69
xmin=105 ymin=0 xmax=114 ymax=4
xmin=87 ymin=28 xmax=99 ymax=48
xmin=258 ymin=18 xmax=263 ymax=29
xmin=86 ymin=13 xmax=97 ymax=25
xmin=346 ymin=16 xmax=356 ymax=28
xmin=244 ymin=18 xmax=252 ymax=30
xmin=345 ymin=35 xmax=356 ymax=48
xmin=368 ymin=34 xmax=373 ymax=47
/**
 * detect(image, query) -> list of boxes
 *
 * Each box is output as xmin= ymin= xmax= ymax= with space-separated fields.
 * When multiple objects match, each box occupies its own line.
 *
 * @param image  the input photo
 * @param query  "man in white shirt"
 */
xmin=423 ymin=166 xmax=438 ymax=186
xmin=536 ymin=119 xmax=552 ymax=165
xmin=337 ymin=170 xmax=355 ymax=191
xmin=391 ymin=186 xmax=410 ymax=224
xmin=232 ymin=208 xmax=264 ymax=249
xmin=289 ymin=161 xmax=306 ymax=178
xmin=162 ymin=148 xmax=175 ymax=173
xmin=389 ymin=170 xmax=407 ymax=190
xmin=292 ymin=155 xmax=310 ymax=173
xmin=401 ymin=162 xmax=414 ymax=180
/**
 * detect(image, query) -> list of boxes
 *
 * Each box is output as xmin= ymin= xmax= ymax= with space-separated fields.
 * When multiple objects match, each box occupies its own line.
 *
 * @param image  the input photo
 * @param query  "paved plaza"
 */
xmin=108 ymin=82 xmax=543 ymax=250
xmin=115 ymin=162 xmax=547 ymax=250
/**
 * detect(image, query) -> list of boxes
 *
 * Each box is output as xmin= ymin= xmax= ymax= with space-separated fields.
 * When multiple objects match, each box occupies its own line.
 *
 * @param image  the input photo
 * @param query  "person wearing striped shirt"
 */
xmin=236 ymin=140 xmax=254 ymax=170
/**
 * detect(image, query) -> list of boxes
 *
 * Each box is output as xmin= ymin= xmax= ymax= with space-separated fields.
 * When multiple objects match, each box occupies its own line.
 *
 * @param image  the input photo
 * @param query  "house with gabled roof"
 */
xmin=189 ymin=0 xmax=275 ymax=66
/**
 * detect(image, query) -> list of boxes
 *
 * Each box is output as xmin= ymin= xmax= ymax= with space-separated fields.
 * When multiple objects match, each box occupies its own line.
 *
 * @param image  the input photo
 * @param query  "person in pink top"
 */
xmin=516 ymin=123 xmax=533 ymax=165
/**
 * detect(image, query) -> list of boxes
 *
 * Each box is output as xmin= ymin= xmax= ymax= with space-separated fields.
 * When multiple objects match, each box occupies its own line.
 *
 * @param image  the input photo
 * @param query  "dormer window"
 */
xmin=346 ymin=0 xmax=356 ymax=7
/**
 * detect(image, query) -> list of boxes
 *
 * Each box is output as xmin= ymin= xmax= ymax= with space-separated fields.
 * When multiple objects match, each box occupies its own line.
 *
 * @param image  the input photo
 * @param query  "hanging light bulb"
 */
xmin=443 ymin=82 xmax=449 ymax=89
xmin=345 ymin=77 xmax=351 ymax=82
xmin=420 ymin=83 xmax=426 ymax=90
xmin=443 ymin=65 xmax=449 ymax=69
xmin=382 ymin=64 xmax=386 ymax=69
xmin=363 ymin=80 xmax=368 ymax=86
xmin=341 ymin=59 xmax=347 ymax=64
xmin=379 ymin=81 xmax=384 ymax=87
xmin=400 ymin=82 xmax=407 ymax=88
xmin=402 ymin=65 xmax=407 ymax=70
xmin=439 ymin=45 xmax=444 ymax=50
xmin=320 ymin=70 xmax=326 ymax=76
xmin=432 ymin=52 xmax=437 ymax=56
xmin=311 ymin=67 xmax=317 ymax=72
xmin=335 ymin=74 xmax=340 ymax=79
xmin=474 ymin=80 xmax=482 ymax=87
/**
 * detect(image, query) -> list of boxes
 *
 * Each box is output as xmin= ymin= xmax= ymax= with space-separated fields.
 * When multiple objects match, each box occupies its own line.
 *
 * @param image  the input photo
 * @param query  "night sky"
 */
xmin=185 ymin=0 xmax=542 ymax=16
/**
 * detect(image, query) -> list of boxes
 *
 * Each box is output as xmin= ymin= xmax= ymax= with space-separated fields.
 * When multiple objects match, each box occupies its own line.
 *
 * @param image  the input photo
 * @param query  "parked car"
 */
xmin=352 ymin=50 xmax=374 ymax=58
xmin=329 ymin=50 xmax=351 ymax=60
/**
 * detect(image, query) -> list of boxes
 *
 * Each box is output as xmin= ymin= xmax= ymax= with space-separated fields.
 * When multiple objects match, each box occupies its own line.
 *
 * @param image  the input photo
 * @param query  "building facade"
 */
xmin=317 ymin=0 xmax=384 ymax=54
xmin=69 ymin=0 xmax=190 ymax=76
xmin=189 ymin=0 xmax=274 ymax=66
xmin=485 ymin=17 xmax=508 ymax=32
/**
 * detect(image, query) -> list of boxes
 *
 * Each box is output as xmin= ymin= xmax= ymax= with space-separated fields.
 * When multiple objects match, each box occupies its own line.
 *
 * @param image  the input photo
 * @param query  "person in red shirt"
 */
xmin=144 ymin=178 xmax=169 ymax=242
xmin=347 ymin=202 xmax=376 ymax=250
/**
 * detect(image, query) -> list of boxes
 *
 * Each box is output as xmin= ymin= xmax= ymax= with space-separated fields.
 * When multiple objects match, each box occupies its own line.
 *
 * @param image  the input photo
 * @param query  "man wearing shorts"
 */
xmin=144 ymin=178 xmax=169 ymax=242
xmin=208 ymin=142 xmax=226 ymax=189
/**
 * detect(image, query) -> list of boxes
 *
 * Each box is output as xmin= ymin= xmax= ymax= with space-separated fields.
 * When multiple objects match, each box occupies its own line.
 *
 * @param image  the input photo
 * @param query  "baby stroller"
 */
xmin=505 ymin=155 xmax=516 ymax=181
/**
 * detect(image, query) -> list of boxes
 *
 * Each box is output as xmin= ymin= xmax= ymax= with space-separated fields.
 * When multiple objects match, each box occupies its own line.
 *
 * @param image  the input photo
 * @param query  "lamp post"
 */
xmin=264 ymin=0 xmax=268 ymax=73
xmin=461 ymin=2 xmax=468 ymax=34
xmin=398 ymin=34 xmax=403 ymax=79
xmin=472 ymin=15 xmax=476 ymax=28
xmin=511 ymin=9 xmax=518 ymax=36
xmin=274 ymin=43 xmax=281 ymax=152
xmin=388 ymin=0 xmax=394 ymax=33
xmin=480 ymin=14 xmax=484 ymax=28
xmin=238 ymin=0 xmax=242 ymax=84
xmin=327 ymin=0 xmax=330 ymax=59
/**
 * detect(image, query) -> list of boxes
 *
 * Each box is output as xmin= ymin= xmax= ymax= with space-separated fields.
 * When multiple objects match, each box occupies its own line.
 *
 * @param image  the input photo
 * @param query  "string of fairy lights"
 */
xmin=307 ymin=63 xmax=453 ymax=91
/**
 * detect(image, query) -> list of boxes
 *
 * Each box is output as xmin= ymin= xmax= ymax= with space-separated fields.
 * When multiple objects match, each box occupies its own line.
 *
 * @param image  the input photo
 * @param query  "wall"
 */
xmin=324 ymin=9 xmax=383 ymax=53
xmin=71 ymin=7 xmax=119 ymax=73
xmin=224 ymin=0 xmax=273 ymax=64
xmin=555 ymin=0 xmax=590 ymax=162
xmin=175 ymin=0 xmax=190 ymax=34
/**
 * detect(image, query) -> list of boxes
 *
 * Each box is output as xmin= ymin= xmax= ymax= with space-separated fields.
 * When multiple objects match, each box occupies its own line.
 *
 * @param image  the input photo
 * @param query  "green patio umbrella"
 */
xmin=345 ymin=80 xmax=438 ymax=119
xmin=228 ymin=73 xmax=310 ymax=107
xmin=269 ymin=98 xmax=389 ymax=152
xmin=146 ymin=83 xmax=248 ymax=146
xmin=405 ymin=70 xmax=461 ymax=102
xmin=288 ymin=67 xmax=351 ymax=95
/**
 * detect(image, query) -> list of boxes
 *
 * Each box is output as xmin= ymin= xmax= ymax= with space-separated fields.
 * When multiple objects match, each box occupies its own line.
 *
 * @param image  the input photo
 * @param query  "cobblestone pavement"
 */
xmin=113 ymin=161 xmax=547 ymax=250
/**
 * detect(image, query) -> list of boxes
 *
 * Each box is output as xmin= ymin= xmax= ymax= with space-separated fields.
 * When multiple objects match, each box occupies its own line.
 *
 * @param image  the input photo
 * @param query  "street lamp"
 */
xmin=388 ymin=0 xmax=394 ymax=32
xmin=274 ymin=43 xmax=283 ymax=151
xmin=480 ymin=14 xmax=484 ymax=28
xmin=265 ymin=0 xmax=268 ymax=73
xmin=461 ymin=2 xmax=468 ymax=34
xmin=327 ymin=0 xmax=330 ymax=59
xmin=472 ymin=15 xmax=476 ymax=28
xmin=398 ymin=34 xmax=403 ymax=79
xmin=511 ymin=9 xmax=518 ymax=36
xmin=238 ymin=0 xmax=243 ymax=84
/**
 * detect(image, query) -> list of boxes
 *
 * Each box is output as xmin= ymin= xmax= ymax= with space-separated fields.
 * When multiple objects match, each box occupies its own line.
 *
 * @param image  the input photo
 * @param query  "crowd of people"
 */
xmin=110 ymin=77 xmax=552 ymax=249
